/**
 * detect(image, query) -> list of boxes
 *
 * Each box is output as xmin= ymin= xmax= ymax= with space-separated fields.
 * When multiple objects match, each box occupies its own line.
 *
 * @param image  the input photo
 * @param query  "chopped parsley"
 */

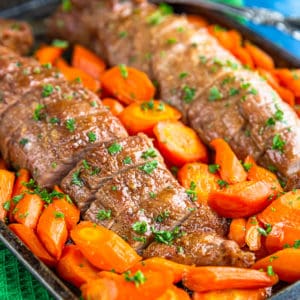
xmin=41 ymin=84 xmax=54 ymax=97
xmin=133 ymin=236 xmax=146 ymax=243
xmin=96 ymin=209 xmax=111 ymax=221
xmin=208 ymin=86 xmax=222 ymax=101
xmin=123 ymin=156 xmax=132 ymax=165
xmin=257 ymin=227 xmax=268 ymax=237
xmin=294 ymin=240 xmax=300 ymax=249
xmin=108 ymin=143 xmax=123 ymax=155
xmin=33 ymin=104 xmax=45 ymax=121
xmin=182 ymin=85 xmax=196 ymax=103
xmin=82 ymin=160 xmax=90 ymax=170
xmin=71 ymin=169 xmax=83 ymax=187
xmin=65 ymin=118 xmax=76 ymax=132
xmin=3 ymin=201 xmax=10 ymax=211
xmin=179 ymin=72 xmax=188 ymax=79
xmin=140 ymin=99 xmax=155 ymax=111
xmin=139 ymin=160 xmax=158 ymax=174
xmin=199 ymin=55 xmax=207 ymax=64
xmin=119 ymin=64 xmax=128 ymax=79
xmin=243 ymin=162 xmax=253 ymax=172
xmin=87 ymin=131 xmax=96 ymax=143
xmin=229 ymin=87 xmax=239 ymax=96
xmin=149 ymin=192 xmax=157 ymax=199
xmin=146 ymin=3 xmax=173 ymax=25
xmin=118 ymin=31 xmax=128 ymax=38
xmin=208 ymin=164 xmax=220 ymax=174
xmin=155 ymin=210 xmax=170 ymax=223
xmin=62 ymin=0 xmax=72 ymax=12
xmin=265 ymin=117 xmax=276 ymax=127
xmin=89 ymin=167 xmax=100 ymax=176
xmin=124 ymin=270 xmax=146 ymax=287
xmin=167 ymin=38 xmax=177 ymax=45
xmin=151 ymin=226 xmax=185 ymax=245
xmin=267 ymin=265 xmax=275 ymax=276
xmin=272 ymin=134 xmax=285 ymax=153
xmin=186 ymin=181 xmax=197 ymax=202
xmin=217 ymin=179 xmax=229 ymax=189
xmin=50 ymin=117 xmax=60 ymax=124
xmin=132 ymin=221 xmax=148 ymax=234
xmin=249 ymin=88 xmax=258 ymax=95
xmin=54 ymin=211 xmax=65 ymax=219
xmin=19 ymin=138 xmax=29 ymax=146
xmin=141 ymin=148 xmax=157 ymax=159
xmin=12 ymin=194 xmax=24 ymax=204
xmin=157 ymin=102 xmax=165 ymax=111
xmin=111 ymin=186 xmax=118 ymax=191
xmin=51 ymin=39 xmax=69 ymax=48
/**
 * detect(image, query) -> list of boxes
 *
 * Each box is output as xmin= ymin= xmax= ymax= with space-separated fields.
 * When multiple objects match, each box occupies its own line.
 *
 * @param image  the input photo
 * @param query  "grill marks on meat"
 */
xmin=0 ymin=19 xmax=33 ymax=55
xmin=47 ymin=0 xmax=300 ymax=188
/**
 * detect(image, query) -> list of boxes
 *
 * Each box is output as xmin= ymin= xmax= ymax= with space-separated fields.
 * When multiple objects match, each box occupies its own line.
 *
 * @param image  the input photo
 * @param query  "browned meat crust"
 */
xmin=47 ymin=0 xmax=300 ymax=189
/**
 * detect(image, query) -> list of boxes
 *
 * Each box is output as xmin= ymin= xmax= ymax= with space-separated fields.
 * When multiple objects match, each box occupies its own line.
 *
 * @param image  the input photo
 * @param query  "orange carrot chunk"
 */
xmin=153 ymin=120 xmax=208 ymax=166
xmin=183 ymin=266 xmax=277 ymax=292
xmin=178 ymin=162 xmax=220 ymax=204
xmin=228 ymin=218 xmax=247 ymax=248
xmin=70 ymin=221 xmax=141 ymax=273
xmin=273 ymin=68 xmax=300 ymax=97
xmin=9 ymin=223 xmax=56 ymax=267
xmin=35 ymin=46 xmax=63 ymax=65
xmin=187 ymin=15 xmax=208 ymax=28
xmin=72 ymin=44 xmax=106 ymax=80
xmin=210 ymin=138 xmax=247 ymax=184
xmin=265 ymin=222 xmax=300 ymax=253
xmin=231 ymin=46 xmax=254 ymax=69
xmin=0 ymin=170 xmax=15 ymax=221
xmin=208 ymin=181 xmax=274 ymax=218
xmin=119 ymin=100 xmax=181 ymax=136
xmin=258 ymin=189 xmax=300 ymax=226
xmin=102 ymin=98 xmax=124 ymax=116
xmin=56 ymin=245 xmax=99 ymax=288
xmin=37 ymin=203 xmax=68 ymax=260
xmin=101 ymin=65 xmax=155 ymax=104
xmin=244 ymin=41 xmax=275 ymax=70
xmin=14 ymin=193 xmax=44 ymax=229
xmin=193 ymin=288 xmax=268 ymax=300
xmin=0 ymin=157 xmax=7 ymax=169
xmin=252 ymin=248 xmax=300 ymax=283
xmin=157 ymin=285 xmax=191 ymax=300
xmin=245 ymin=216 xmax=262 ymax=251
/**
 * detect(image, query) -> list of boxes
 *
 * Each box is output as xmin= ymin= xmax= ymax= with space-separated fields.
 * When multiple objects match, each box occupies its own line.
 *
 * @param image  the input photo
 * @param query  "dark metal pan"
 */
xmin=0 ymin=0 xmax=299 ymax=299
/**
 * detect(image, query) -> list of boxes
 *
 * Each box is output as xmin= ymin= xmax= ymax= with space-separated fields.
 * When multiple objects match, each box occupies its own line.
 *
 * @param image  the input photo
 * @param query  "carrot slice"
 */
xmin=193 ymin=288 xmax=268 ymax=300
xmin=153 ymin=120 xmax=208 ymax=166
xmin=265 ymin=222 xmax=300 ymax=253
xmin=56 ymin=245 xmax=99 ymax=288
xmin=70 ymin=221 xmax=141 ymax=273
xmin=252 ymin=248 xmax=300 ymax=283
xmin=157 ymin=285 xmax=191 ymax=300
xmin=244 ymin=155 xmax=283 ymax=197
xmin=72 ymin=44 xmax=106 ymax=80
xmin=0 ymin=170 xmax=15 ymax=221
xmin=130 ymin=257 xmax=190 ymax=284
xmin=258 ymin=189 xmax=300 ymax=226
xmin=37 ymin=203 xmax=68 ymax=260
xmin=35 ymin=46 xmax=63 ymax=65
xmin=9 ymin=169 xmax=30 ymax=221
xmin=231 ymin=46 xmax=254 ymax=69
xmin=102 ymin=98 xmax=124 ymax=116
xmin=101 ymin=65 xmax=155 ymax=104
xmin=182 ymin=266 xmax=277 ymax=292
xmin=186 ymin=15 xmax=208 ymax=28
xmin=9 ymin=223 xmax=56 ymax=267
xmin=178 ymin=162 xmax=220 ymax=204
xmin=245 ymin=216 xmax=262 ymax=251
xmin=52 ymin=185 xmax=80 ymax=231
xmin=14 ymin=193 xmax=44 ymax=229
xmin=244 ymin=41 xmax=275 ymax=70
xmin=119 ymin=100 xmax=181 ymax=136
xmin=273 ymin=68 xmax=300 ymax=97
xmin=210 ymin=138 xmax=247 ymax=184
xmin=228 ymin=218 xmax=247 ymax=248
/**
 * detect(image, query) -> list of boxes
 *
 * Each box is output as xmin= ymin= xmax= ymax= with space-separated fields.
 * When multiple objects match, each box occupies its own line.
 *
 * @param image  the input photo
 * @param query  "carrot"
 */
xmin=245 ymin=216 xmax=262 ymax=251
xmin=52 ymin=185 xmax=80 ymax=231
xmin=231 ymin=46 xmax=254 ymax=69
xmin=157 ymin=285 xmax=191 ymax=300
xmin=119 ymin=100 xmax=181 ymax=136
xmin=72 ymin=44 xmax=106 ymax=80
xmin=182 ymin=266 xmax=277 ymax=292
xmin=153 ymin=120 xmax=208 ymax=166
xmin=244 ymin=155 xmax=283 ymax=197
xmin=0 ymin=170 xmax=15 ymax=221
xmin=244 ymin=41 xmax=275 ymax=70
xmin=9 ymin=223 xmax=56 ymax=267
xmin=36 ymin=203 xmax=68 ymax=260
xmin=35 ymin=46 xmax=63 ymax=65
xmin=258 ymin=189 xmax=300 ymax=226
xmin=14 ymin=193 xmax=44 ymax=229
xmin=208 ymin=26 xmax=238 ymax=51
xmin=186 ymin=14 xmax=208 ymax=28
xmin=80 ymin=278 xmax=119 ymax=300
xmin=0 ymin=157 xmax=7 ymax=169
xmin=265 ymin=222 xmax=300 ymax=253
xmin=177 ymin=162 xmax=220 ymax=204
xmin=210 ymin=138 xmax=247 ymax=184
xmin=9 ymin=169 xmax=30 ymax=223
xmin=130 ymin=257 xmax=190 ymax=284
xmin=228 ymin=218 xmax=246 ymax=248
xmin=97 ymin=269 xmax=174 ymax=300
xmin=101 ymin=65 xmax=155 ymax=104
xmin=208 ymin=181 xmax=274 ymax=218
xmin=294 ymin=104 xmax=300 ymax=117
xmin=102 ymin=98 xmax=124 ymax=116
xmin=56 ymin=58 xmax=100 ymax=92
xmin=56 ymin=245 xmax=99 ymax=288
xmin=70 ymin=221 xmax=141 ymax=273
xmin=273 ymin=68 xmax=300 ymax=97
xmin=252 ymin=248 xmax=300 ymax=283
xmin=193 ymin=288 xmax=268 ymax=300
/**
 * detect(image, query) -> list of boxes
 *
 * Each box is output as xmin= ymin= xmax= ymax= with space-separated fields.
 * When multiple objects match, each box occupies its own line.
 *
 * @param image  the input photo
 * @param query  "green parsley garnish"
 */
xmin=41 ymin=84 xmax=54 ymax=97
xmin=19 ymin=138 xmax=29 ymax=146
xmin=146 ymin=3 xmax=173 ymax=25
xmin=182 ymin=85 xmax=196 ymax=103
xmin=132 ymin=221 xmax=148 ymax=234
xmin=243 ymin=162 xmax=252 ymax=172
xmin=151 ymin=226 xmax=185 ymax=245
xmin=71 ymin=169 xmax=83 ymax=187
xmin=51 ymin=39 xmax=69 ymax=48
xmin=139 ymin=160 xmax=158 ymax=174
xmin=87 ymin=131 xmax=96 ymax=143
xmin=96 ymin=209 xmax=111 ymax=221
xmin=186 ymin=181 xmax=197 ymax=201
xmin=118 ymin=31 xmax=128 ymax=38
xmin=62 ymin=0 xmax=72 ymax=12
xmin=149 ymin=192 xmax=157 ymax=199
xmin=12 ymin=194 xmax=24 ymax=204
xmin=108 ymin=143 xmax=123 ymax=155
xmin=267 ymin=265 xmax=275 ymax=276
xmin=217 ymin=179 xmax=229 ymax=189
xmin=179 ymin=72 xmax=188 ymax=79
xmin=119 ymin=64 xmax=128 ymax=79
xmin=50 ymin=117 xmax=60 ymax=124
xmin=155 ymin=210 xmax=170 ymax=223
xmin=208 ymin=164 xmax=220 ymax=174
xmin=140 ymin=99 xmax=155 ymax=111
xmin=82 ymin=160 xmax=90 ymax=170
xmin=167 ymin=38 xmax=177 ymax=45
xmin=229 ymin=87 xmax=239 ymax=96
xmin=65 ymin=118 xmax=76 ymax=132
xmin=33 ymin=104 xmax=45 ymax=121
xmin=124 ymin=270 xmax=146 ymax=287
xmin=272 ymin=134 xmax=285 ymax=152
xmin=133 ymin=236 xmax=146 ymax=243
xmin=54 ymin=211 xmax=65 ymax=219
xmin=294 ymin=240 xmax=300 ymax=248
xmin=3 ymin=201 xmax=10 ymax=211
xmin=208 ymin=86 xmax=222 ymax=101
xmin=257 ymin=227 xmax=268 ymax=237
xmin=123 ymin=156 xmax=132 ymax=165
xmin=111 ymin=186 xmax=118 ymax=191
xmin=141 ymin=148 xmax=157 ymax=159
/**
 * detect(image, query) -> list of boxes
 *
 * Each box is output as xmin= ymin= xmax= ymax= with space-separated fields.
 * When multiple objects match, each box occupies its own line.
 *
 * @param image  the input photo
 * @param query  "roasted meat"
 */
xmin=47 ymin=0 xmax=300 ymax=189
